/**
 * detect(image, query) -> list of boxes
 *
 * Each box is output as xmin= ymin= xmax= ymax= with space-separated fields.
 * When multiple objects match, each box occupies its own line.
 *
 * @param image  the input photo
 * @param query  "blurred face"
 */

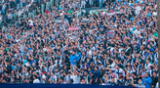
xmin=145 ymin=73 xmax=148 ymax=77
xmin=153 ymin=72 xmax=157 ymax=77
xmin=141 ymin=45 xmax=145 ymax=50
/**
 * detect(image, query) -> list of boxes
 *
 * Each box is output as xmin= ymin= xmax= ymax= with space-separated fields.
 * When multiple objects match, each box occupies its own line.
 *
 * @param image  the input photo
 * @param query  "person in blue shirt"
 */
xmin=69 ymin=51 xmax=82 ymax=67
xmin=98 ymin=0 xmax=104 ymax=8
xmin=142 ymin=73 xmax=152 ymax=88
xmin=70 ymin=52 xmax=77 ymax=66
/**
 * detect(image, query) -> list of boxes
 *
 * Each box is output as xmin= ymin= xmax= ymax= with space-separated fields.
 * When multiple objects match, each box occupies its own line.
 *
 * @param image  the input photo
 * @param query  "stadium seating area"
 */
xmin=0 ymin=0 xmax=158 ymax=88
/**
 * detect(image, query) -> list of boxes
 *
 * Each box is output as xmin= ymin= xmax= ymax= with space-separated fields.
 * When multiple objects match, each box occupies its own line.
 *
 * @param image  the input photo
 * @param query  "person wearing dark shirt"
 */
xmin=152 ymin=71 xmax=158 ymax=88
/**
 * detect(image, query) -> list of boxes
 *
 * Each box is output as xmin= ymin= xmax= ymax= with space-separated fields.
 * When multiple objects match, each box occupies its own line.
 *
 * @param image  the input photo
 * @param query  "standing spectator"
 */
xmin=152 ymin=71 xmax=158 ymax=88
xmin=81 ymin=0 xmax=86 ymax=9
xmin=142 ymin=73 xmax=152 ymax=88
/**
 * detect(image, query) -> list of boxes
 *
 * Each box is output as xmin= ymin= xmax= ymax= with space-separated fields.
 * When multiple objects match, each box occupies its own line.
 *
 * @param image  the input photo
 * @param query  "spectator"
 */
xmin=0 ymin=0 xmax=158 ymax=87
xmin=152 ymin=71 xmax=158 ymax=88
xmin=142 ymin=73 xmax=152 ymax=88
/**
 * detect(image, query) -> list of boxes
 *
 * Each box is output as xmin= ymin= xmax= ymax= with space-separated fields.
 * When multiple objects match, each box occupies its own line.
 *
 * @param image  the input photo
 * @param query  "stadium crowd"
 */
xmin=0 ymin=0 xmax=158 ymax=88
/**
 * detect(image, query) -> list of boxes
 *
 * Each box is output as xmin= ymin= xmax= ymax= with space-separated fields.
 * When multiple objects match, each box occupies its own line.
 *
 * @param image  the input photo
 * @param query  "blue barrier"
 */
xmin=0 ymin=84 xmax=136 ymax=88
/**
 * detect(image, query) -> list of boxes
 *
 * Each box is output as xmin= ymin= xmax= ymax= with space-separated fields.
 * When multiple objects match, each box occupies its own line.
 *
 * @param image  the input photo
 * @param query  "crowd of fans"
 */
xmin=0 ymin=0 xmax=158 ymax=88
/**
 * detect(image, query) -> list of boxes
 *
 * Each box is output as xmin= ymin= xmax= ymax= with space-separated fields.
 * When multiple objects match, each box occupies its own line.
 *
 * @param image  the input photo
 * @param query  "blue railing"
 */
xmin=0 ymin=84 xmax=136 ymax=88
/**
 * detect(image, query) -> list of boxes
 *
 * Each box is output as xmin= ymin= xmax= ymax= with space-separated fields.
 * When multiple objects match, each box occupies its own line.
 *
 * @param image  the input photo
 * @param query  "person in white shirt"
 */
xmin=70 ymin=71 xmax=80 ymax=84
xmin=33 ymin=78 xmax=40 ymax=83
xmin=81 ymin=0 xmax=86 ymax=9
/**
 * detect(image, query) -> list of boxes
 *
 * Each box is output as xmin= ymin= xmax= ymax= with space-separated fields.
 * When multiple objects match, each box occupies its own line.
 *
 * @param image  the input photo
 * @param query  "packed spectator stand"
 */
xmin=0 ymin=0 xmax=158 ymax=88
